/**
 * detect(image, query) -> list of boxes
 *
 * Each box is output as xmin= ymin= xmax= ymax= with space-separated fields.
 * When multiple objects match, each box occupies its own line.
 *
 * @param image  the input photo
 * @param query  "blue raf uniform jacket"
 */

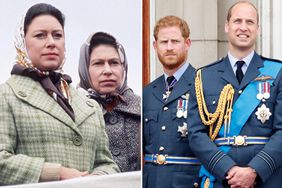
xmin=143 ymin=65 xmax=200 ymax=188
xmin=187 ymin=52 xmax=282 ymax=188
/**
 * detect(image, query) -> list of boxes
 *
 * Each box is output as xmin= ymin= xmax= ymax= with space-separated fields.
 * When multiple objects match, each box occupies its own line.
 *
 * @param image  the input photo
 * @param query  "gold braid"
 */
xmin=195 ymin=69 xmax=234 ymax=141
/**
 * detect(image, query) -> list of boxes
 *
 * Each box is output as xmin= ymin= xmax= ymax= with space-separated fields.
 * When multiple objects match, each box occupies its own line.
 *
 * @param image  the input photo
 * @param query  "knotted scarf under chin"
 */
xmin=11 ymin=64 xmax=75 ymax=121
xmin=87 ymin=90 xmax=126 ymax=112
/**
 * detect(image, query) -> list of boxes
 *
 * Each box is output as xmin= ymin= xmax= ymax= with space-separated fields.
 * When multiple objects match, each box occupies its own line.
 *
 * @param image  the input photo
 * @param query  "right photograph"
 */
xmin=142 ymin=0 xmax=282 ymax=188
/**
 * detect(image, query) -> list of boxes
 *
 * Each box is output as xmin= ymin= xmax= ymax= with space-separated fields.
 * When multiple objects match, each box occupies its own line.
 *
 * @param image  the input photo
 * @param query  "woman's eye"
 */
xmin=35 ymin=33 xmax=46 ymax=39
xmin=53 ymin=33 xmax=63 ymax=39
xmin=93 ymin=62 xmax=103 ymax=66
xmin=111 ymin=61 xmax=121 ymax=65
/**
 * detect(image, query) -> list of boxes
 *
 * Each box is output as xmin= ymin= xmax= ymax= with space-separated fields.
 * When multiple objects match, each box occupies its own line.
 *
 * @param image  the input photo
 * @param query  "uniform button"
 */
xmin=163 ymin=107 xmax=168 ymax=111
xmin=18 ymin=91 xmax=27 ymax=97
xmin=86 ymin=100 xmax=95 ymax=107
xmin=194 ymin=182 xmax=199 ymax=187
xmin=159 ymin=146 xmax=165 ymax=151
xmin=238 ymin=90 xmax=242 ymax=94
xmin=109 ymin=116 xmax=118 ymax=124
xmin=212 ymin=100 xmax=216 ymax=105
xmin=72 ymin=135 xmax=83 ymax=146
xmin=145 ymin=118 xmax=148 ymax=122
xmin=161 ymin=126 xmax=166 ymax=131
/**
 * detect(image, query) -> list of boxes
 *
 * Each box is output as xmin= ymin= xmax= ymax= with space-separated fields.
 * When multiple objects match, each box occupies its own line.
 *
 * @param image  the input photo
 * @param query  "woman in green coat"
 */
xmin=0 ymin=3 xmax=119 ymax=185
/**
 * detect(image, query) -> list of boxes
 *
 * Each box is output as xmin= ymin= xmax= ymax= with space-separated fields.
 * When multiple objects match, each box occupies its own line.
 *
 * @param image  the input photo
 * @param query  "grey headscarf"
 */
xmin=78 ymin=32 xmax=129 ymax=105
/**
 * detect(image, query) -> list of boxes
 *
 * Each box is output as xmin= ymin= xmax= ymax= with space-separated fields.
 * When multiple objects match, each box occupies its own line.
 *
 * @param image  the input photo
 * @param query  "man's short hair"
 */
xmin=153 ymin=15 xmax=190 ymax=41
xmin=226 ymin=1 xmax=259 ymax=23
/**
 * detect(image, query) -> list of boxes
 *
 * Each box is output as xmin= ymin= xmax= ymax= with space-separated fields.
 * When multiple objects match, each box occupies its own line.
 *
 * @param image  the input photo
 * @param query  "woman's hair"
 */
xmin=24 ymin=3 xmax=65 ymax=35
xmin=88 ymin=32 xmax=119 ymax=57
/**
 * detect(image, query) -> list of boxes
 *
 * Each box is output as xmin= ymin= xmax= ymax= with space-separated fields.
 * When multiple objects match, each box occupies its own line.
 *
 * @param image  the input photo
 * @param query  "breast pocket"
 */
xmin=205 ymin=94 xmax=220 ymax=113
xmin=143 ymin=111 xmax=159 ymax=144
xmin=170 ymin=108 xmax=189 ymax=143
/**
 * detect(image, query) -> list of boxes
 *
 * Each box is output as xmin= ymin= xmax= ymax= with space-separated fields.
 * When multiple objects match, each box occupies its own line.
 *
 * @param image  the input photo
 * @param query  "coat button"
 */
xmin=109 ymin=116 xmax=118 ymax=124
xmin=212 ymin=100 xmax=216 ymax=104
xmin=72 ymin=135 xmax=83 ymax=146
xmin=159 ymin=146 xmax=165 ymax=151
xmin=163 ymin=107 xmax=168 ymax=111
xmin=194 ymin=182 xmax=199 ymax=187
xmin=18 ymin=91 xmax=27 ymax=97
xmin=145 ymin=118 xmax=148 ymax=122
xmin=86 ymin=100 xmax=95 ymax=107
xmin=161 ymin=126 xmax=166 ymax=131
xmin=238 ymin=90 xmax=242 ymax=94
xmin=112 ymin=148 xmax=121 ymax=156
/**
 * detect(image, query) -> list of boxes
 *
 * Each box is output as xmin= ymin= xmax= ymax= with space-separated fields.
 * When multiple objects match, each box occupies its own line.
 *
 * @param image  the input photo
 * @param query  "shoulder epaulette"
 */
xmin=196 ymin=57 xmax=224 ymax=71
xmin=261 ymin=56 xmax=282 ymax=63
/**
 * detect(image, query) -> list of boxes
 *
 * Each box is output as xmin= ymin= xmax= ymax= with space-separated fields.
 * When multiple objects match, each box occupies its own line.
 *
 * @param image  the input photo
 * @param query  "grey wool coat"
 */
xmin=0 ymin=75 xmax=119 ymax=185
xmin=103 ymin=89 xmax=141 ymax=172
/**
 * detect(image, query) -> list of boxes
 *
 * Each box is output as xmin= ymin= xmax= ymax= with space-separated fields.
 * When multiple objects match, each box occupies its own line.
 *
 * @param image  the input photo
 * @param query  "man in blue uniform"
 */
xmin=188 ymin=1 xmax=282 ymax=187
xmin=143 ymin=15 xmax=200 ymax=188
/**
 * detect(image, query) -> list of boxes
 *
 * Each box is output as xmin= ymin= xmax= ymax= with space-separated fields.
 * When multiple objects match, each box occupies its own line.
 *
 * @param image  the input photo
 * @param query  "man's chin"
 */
xmin=163 ymin=63 xmax=181 ymax=70
xmin=236 ymin=44 xmax=254 ymax=51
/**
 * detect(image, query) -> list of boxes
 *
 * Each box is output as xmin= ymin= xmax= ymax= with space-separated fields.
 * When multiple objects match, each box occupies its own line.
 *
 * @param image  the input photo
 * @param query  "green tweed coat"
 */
xmin=0 ymin=75 xmax=119 ymax=185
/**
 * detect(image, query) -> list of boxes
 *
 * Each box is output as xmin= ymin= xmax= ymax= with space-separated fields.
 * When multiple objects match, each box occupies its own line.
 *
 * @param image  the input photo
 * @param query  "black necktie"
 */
xmin=236 ymin=61 xmax=245 ymax=84
xmin=166 ymin=76 xmax=176 ymax=91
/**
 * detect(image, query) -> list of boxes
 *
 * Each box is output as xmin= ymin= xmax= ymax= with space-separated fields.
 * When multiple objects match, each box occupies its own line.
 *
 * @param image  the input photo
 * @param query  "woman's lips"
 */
xmin=100 ymin=80 xmax=116 ymax=86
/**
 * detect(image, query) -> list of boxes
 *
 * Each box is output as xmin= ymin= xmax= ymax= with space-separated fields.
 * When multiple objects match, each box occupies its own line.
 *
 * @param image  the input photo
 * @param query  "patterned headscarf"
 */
xmin=12 ymin=14 xmax=74 ymax=121
xmin=14 ymin=16 xmax=65 ymax=74
xmin=78 ymin=32 xmax=129 ymax=108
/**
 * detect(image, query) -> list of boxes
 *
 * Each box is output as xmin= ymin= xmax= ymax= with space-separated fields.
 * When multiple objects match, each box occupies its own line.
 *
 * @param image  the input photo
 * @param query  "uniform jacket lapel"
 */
xmin=152 ymin=76 xmax=166 ymax=104
xmin=220 ymin=56 xmax=240 ymax=89
xmin=165 ymin=65 xmax=195 ymax=104
xmin=220 ymin=53 xmax=264 ymax=90
xmin=239 ymin=52 xmax=263 ymax=89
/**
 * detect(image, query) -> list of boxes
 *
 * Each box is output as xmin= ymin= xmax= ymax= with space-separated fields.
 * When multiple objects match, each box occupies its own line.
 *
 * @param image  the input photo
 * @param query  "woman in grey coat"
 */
xmin=78 ymin=32 xmax=141 ymax=172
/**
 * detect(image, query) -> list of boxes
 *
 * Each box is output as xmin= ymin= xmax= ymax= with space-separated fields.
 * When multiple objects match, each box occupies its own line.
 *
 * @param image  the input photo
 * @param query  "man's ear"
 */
xmin=153 ymin=41 xmax=157 ymax=50
xmin=224 ymin=20 xmax=229 ymax=33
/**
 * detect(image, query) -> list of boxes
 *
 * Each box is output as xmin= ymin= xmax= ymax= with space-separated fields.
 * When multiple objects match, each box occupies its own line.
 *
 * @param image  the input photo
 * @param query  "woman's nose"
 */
xmin=103 ymin=62 xmax=113 ymax=74
xmin=46 ymin=35 xmax=55 ymax=47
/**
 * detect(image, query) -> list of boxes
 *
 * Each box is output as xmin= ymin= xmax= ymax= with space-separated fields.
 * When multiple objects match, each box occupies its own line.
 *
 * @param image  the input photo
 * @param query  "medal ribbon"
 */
xmin=167 ymin=78 xmax=177 ymax=91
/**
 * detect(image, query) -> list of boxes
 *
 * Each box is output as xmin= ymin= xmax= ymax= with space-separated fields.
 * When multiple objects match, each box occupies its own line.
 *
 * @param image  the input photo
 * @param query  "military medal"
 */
xmin=256 ymin=82 xmax=264 ymax=100
xmin=176 ymin=99 xmax=184 ymax=118
xmin=255 ymin=76 xmax=272 ymax=123
xmin=178 ymin=122 xmax=188 ymax=137
xmin=256 ymin=76 xmax=272 ymax=101
xmin=182 ymin=100 xmax=188 ymax=118
xmin=163 ymin=91 xmax=171 ymax=100
xmin=255 ymin=75 xmax=272 ymax=123
xmin=255 ymin=104 xmax=272 ymax=124
xmin=263 ymin=82 xmax=270 ymax=99
xmin=176 ymin=110 xmax=183 ymax=118
xmin=163 ymin=77 xmax=177 ymax=101
xmin=183 ymin=94 xmax=189 ymax=118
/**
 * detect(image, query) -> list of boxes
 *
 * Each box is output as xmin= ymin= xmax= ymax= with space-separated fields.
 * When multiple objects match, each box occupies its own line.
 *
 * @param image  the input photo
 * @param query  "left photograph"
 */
xmin=0 ymin=0 xmax=141 ymax=187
